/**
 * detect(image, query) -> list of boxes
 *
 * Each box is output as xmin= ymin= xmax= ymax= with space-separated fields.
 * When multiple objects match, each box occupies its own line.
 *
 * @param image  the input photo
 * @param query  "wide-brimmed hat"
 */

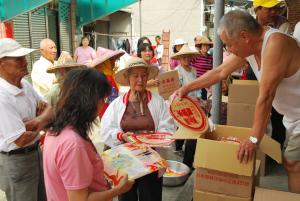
xmin=171 ymin=44 xmax=200 ymax=60
xmin=0 ymin=38 xmax=35 ymax=59
xmin=195 ymin=36 xmax=213 ymax=46
xmin=253 ymin=0 xmax=281 ymax=8
xmin=91 ymin=47 xmax=125 ymax=67
xmin=173 ymin=38 xmax=187 ymax=46
xmin=47 ymin=51 xmax=85 ymax=73
xmin=115 ymin=56 xmax=159 ymax=86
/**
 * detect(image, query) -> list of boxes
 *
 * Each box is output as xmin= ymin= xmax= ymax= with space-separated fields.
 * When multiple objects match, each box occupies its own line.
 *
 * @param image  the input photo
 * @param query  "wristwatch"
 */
xmin=249 ymin=136 xmax=259 ymax=145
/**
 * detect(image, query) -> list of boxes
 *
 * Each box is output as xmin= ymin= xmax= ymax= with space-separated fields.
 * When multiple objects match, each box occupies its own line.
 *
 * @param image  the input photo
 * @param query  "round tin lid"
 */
xmin=170 ymin=96 xmax=208 ymax=132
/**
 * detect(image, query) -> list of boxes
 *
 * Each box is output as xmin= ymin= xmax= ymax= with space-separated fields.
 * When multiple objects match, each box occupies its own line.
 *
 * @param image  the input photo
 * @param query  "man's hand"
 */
xmin=25 ymin=117 xmax=43 ymax=132
xmin=172 ymin=85 xmax=189 ymax=100
xmin=237 ymin=140 xmax=258 ymax=164
xmin=114 ymin=174 xmax=134 ymax=194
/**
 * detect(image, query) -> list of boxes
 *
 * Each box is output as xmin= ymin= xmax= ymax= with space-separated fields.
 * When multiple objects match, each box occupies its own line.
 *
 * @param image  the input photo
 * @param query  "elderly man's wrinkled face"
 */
xmin=0 ymin=56 xmax=28 ymax=79
xmin=41 ymin=40 xmax=57 ymax=62
xmin=220 ymin=30 xmax=250 ymax=58
xmin=128 ymin=67 xmax=148 ymax=92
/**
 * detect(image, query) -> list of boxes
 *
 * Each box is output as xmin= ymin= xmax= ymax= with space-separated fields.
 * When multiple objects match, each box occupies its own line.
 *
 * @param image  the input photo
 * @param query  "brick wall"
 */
xmin=286 ymin=0 xmax=300 ymax=28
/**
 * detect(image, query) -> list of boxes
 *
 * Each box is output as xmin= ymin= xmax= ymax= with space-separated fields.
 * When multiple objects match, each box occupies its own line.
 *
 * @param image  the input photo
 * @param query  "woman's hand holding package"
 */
xmin=114 ymin=174 xmax=134 ymax=194
xmin=122 ymin=132 xmax=134 ymax=142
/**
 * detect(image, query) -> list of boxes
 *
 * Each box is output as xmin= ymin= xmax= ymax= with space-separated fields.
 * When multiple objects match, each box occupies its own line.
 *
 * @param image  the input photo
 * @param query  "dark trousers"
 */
xmin=271 ymin=107 xmax=286 ymax=149
xmin=175 ymin=140 xmax=184 ymax=151
xmin=183 ymin=140 xmax=197 ymax=170
xmin=118 ymin=171 xmax=162 ymax=201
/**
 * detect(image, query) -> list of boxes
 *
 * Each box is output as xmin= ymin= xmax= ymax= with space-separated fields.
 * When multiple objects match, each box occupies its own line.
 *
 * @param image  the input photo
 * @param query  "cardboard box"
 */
xmin=256 ymin=150 xmax=265 ymax=176
xmin=227 ymin=80 xmax=259 ymax=128
xmin=157 ymin=70 xmax=180 ymax=100
xmin=254 ymin=187 xmax=300 ymax=201
xmin=194 ymin=190 xmax=252 ymax=201
xmin=227 ymin=103 xmax=255 ymax=128
xmin=194 ymin=160 xmax=261 ymax=198
xmin=228 ymin=80 xmax=259 ymax=104
xmin=194 ymin=125 xmax=281 ymax=175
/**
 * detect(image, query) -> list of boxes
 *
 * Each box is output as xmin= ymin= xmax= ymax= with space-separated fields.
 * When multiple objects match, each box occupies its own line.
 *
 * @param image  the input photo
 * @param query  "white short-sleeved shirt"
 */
xmin=0 ymin=78 xmax=42 ymax=152
xmin=31 ymin=56 xmax=56 ymax=97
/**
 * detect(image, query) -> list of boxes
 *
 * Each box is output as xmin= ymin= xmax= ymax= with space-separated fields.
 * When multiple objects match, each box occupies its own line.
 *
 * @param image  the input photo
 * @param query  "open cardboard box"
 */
xmin=194 ymin=125 xmax=282 ymax=176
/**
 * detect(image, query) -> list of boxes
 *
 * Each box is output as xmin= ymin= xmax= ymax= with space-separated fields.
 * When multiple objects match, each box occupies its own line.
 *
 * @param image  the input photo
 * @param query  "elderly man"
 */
xmin=31 ymin=38 xmax=57 ymax=96
xmin=175 ymin=10 xmax=300 ymax=193
xmin=0 ymin=38 xmax=52 ymax=201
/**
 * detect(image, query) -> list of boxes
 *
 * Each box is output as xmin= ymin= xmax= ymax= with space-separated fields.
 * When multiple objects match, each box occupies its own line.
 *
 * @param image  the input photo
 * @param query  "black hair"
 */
xmin=46 ymin=68 xmax=111 ymax=139
xmin=137 ymin=36 xmax=152 ymax=49
xmin=137 ymin=43 xmax=154 ymax=58
xmin=79 ymin=36 xmax=90 ymax=47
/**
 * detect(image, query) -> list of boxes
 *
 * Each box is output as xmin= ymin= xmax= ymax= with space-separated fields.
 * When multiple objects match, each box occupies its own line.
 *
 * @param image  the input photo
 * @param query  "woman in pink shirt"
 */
xmin=43 ymin=68 xmax=133 ymax=201
xmin=74 ymin=36 xmax=96 ymax=67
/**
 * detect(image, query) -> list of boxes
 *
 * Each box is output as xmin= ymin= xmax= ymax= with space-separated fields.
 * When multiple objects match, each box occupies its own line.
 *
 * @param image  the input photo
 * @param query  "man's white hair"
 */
xmin=218 ymin=9 xmax=260 ymax=38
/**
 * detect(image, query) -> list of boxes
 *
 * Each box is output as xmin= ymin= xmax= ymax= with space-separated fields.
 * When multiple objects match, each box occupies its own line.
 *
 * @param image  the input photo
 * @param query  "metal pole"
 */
xmin=211 ymin=0 xmax=224 ymax=124
xmin=139 ymin=0 xmax=142 ymax=37
xmin=200 ymin=0 xmax=204 ymax=35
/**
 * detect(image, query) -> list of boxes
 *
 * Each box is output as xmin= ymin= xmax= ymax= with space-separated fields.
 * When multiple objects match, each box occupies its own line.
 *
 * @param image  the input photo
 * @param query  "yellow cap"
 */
xmin=253 ymin=0 xmax=281 ymax=8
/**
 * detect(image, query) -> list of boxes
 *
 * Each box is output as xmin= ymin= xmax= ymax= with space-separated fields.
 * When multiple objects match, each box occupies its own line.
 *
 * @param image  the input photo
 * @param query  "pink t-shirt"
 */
xmin=43 ymin=126 xmax=109 ymax=201
xmin=74 ymin=46 xmax=96 ymax=65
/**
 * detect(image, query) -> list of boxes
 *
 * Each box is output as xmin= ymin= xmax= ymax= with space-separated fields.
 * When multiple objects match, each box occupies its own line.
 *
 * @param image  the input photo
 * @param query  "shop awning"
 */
xmin=76 ymin=0 xmax=138 ymax=28
xmin=0 ymin=0 xmax=51 ymax=22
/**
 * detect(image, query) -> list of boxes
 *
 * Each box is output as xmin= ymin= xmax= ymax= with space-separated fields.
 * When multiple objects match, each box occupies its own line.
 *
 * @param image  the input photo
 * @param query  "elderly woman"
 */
xmin=43 ymin=68 xmax=133 ymax=201
xmin=100 ymin=56 xmax=176 ymax=201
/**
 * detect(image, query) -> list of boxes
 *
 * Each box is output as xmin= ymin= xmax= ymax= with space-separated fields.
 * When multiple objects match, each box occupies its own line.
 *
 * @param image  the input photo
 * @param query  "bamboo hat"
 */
xmin=170 ymin=44 xmax=200 ymax=60
xmin=47 ymin=51 xmax=85 ymax=73
xmin=114 ymin=56 xmax=159 ymax=86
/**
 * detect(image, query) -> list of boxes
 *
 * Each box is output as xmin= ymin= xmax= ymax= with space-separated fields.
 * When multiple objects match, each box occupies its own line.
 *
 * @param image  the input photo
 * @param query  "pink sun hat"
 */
xmin=91 ymin=47 xmax=125 ymax=67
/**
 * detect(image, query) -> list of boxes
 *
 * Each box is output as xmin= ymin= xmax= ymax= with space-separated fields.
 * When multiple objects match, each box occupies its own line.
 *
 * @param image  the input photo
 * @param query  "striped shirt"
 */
xmin=190 ymin=54 xmax=213 ymax=77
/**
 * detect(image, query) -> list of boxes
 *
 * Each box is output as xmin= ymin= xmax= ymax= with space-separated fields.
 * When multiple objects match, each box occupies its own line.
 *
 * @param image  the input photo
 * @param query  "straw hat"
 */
xmin=170 ymin=44 xmax=200 ymax=60
xmin=114 ymin=56 xmax=159 ymax=86
xmin=195 ymin=36 xmax=213 ymax=46
xmin=47 ymin=51 xmax=85 ymax=73
xmin=253 ymin=0 xmax=281 ymax=8
xmin=91 ymin=47 xmax=125 ymax=67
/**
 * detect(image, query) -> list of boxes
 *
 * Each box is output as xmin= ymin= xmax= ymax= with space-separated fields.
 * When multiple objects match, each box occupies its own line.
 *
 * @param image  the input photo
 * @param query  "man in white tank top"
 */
xmin=174 ymin=9 xmax=300 ymax=193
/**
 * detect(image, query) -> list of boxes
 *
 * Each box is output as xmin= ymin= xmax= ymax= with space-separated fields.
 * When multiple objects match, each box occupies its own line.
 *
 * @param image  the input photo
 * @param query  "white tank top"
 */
xmin=246 ymin=28 xmax=300 ymax=134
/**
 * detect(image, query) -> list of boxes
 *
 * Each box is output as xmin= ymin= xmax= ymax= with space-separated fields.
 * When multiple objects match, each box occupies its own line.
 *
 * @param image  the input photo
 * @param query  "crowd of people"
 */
xmin=0 ymin=0 xmax=300 ymax=201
